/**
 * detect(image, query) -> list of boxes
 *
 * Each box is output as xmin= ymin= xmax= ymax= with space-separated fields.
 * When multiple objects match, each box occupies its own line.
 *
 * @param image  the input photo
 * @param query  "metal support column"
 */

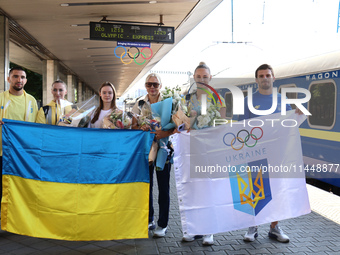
xmin=0 ymin=15 xmax=9 ymax=92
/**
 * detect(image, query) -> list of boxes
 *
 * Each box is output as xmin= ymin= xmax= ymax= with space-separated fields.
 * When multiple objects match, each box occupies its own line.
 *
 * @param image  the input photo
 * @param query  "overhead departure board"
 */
xmin=89 ymin=22 xmax=174 ymax=44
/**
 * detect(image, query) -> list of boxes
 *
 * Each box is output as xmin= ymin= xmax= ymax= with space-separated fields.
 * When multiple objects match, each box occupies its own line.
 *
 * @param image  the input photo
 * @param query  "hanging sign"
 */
xmin=90 ymin=22 xmax=174 ymax=44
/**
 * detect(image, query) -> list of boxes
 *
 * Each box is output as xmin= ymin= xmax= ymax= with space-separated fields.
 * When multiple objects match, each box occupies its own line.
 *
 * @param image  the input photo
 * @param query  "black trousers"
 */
xmin=149 ymin=161 xmax=171 ymax=228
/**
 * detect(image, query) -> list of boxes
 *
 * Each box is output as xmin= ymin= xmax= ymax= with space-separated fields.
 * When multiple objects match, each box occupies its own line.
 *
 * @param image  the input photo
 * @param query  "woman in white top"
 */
xmin=88 ymin=81 xmax=117 ymax=128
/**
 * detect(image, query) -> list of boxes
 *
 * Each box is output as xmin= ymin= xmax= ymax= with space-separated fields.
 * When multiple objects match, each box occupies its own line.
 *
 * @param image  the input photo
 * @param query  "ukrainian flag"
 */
xmin=1 ymin=119 xmax=153 ymax=241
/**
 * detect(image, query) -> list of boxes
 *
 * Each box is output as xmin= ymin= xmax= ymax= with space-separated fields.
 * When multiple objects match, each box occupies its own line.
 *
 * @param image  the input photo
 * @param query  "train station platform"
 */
xmin=0 ymin=170 xmax=339 ymax=255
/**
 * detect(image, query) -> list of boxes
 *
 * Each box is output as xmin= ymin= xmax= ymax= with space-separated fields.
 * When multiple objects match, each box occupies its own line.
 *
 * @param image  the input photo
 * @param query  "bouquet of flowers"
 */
xmin=58 ymin=95 xmax=98 ymax=128
xmin=161 ymin=86 xmax=199 ymax=131
xmin=136 ymin=100 xmax=162 ymax=165
xmin=150 ymin=97 xmax=176 ymax=171
xmin=195 ymin=101 xmax=223 ymax=129
xmin=137 ymin=101 xmax=161 ymax=130
xmin=102 ymin=108 xmax=134 ymax=129
xmin=172 ymin=98 xmax=198 ymax=131
xmin=161 ymin=85 xmax=182 ymax=114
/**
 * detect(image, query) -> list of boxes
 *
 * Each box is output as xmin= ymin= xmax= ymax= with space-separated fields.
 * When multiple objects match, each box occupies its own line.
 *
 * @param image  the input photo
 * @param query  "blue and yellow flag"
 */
xmin=1 ymin=119 xmax=153 ymax=241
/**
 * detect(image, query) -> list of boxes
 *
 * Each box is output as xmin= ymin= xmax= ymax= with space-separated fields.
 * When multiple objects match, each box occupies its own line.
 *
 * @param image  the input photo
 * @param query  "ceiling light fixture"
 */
xmin=61 ymin=1 xmax=153 ymax=7
xmin=87 ymin=54 xmax=115 ymax=57
xmin=61 ymin=0 xmax=195 ymax=6
xmin=99 ymin=15 xmax=164 ymax=26
xmin=71 ymin=24 xmax=89 ymax=27
xmin=94 ymin=64 xmax=121 ymax=67
xmin=83 ymin=46 xmax=116 ymax=50
xmin=91 ymin=60 xmax=115 ymax=63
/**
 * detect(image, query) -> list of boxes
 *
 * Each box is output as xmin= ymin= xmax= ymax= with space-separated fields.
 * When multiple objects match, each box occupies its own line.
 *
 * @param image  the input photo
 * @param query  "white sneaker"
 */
xmin=202 ymin=234 xmax=214 ymax=245
xmin=182 ymin=234 xmax=203 ymax=242
xmin=153 ymin=226 xmax=167 ymax=237
xmin=148 ymin=221 xmax=156 ymax=230
xmin=268 ymin=225 xmax=289 ymax=243
xmin=244 ymin=226 xmax=258 ymax=242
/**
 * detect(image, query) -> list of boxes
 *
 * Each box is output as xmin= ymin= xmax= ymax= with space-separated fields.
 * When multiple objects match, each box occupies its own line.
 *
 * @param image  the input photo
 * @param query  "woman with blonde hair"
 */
xmin=132 ymin=73 xmax=176 ymax=238
xmin=36 ymin=80 xmax=74 ymax=125
xmin=188 ymin=61 xmax=226 ymax=118
xmin=181 ymin=62 xmax=226 ymax=245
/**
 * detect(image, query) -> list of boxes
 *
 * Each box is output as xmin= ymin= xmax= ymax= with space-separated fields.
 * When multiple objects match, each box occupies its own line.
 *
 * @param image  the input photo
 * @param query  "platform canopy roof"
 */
xmin=0 ymin=0 xmax=222 ymax=96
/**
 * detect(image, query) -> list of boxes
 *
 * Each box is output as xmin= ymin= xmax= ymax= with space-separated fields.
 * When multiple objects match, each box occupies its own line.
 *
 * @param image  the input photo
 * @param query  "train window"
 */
xmin=278 ymin=84 xmax=297 ymax=109
xmin=308 ymin=81 xmax=336 ymax=129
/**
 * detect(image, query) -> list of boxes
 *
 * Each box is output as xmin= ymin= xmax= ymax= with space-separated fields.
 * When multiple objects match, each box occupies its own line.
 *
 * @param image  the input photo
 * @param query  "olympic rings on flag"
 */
xmin=237 ymin=129 xmax=250 ymax=143
xmin=114 ymin=46 xmax=153 ymax=65
xmin=223 ymin=127 xmax=263 ymax=151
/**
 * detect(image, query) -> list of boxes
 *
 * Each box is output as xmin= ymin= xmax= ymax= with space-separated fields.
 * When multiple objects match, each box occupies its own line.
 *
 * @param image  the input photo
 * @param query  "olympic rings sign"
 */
xmin=223 ymin=127 xmax=264 ymax=151
xmin=114 ymin=46 xmax=153 ymax=65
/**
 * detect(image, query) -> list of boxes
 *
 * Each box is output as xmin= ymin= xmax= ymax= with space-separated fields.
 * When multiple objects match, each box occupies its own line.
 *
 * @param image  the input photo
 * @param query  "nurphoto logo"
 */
xmin=201 ymin=86 xmax=311 ymax=117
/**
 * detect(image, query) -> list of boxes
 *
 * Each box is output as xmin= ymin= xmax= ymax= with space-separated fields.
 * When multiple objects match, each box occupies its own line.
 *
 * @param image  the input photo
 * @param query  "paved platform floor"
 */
xmin=0 ymin=170 xmax=339 ymax=255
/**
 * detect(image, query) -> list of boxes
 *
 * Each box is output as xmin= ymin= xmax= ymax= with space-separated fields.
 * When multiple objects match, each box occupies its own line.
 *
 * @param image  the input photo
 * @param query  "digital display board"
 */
xmin=89 ymin=22 xmax=174 ymax=44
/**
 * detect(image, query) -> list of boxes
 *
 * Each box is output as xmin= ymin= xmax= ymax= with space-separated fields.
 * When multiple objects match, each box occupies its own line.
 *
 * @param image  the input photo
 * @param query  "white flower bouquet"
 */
xmin=161 ymin=85 xmax=182 ymax=113
xmin=195 ymin=101 xmax=223 ymax=129
xmin=162 ymin=86 xmax=198 ymax=131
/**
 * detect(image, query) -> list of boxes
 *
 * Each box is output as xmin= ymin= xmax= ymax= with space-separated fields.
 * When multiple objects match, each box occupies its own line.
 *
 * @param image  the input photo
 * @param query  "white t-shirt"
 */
xmin=88 ymin=109 xmax=112 ymax=129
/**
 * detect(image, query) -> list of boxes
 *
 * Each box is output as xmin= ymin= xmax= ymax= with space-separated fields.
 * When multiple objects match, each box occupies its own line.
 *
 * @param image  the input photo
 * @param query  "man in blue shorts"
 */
xmin=238 ymin=64 xmax=292 ymax=243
